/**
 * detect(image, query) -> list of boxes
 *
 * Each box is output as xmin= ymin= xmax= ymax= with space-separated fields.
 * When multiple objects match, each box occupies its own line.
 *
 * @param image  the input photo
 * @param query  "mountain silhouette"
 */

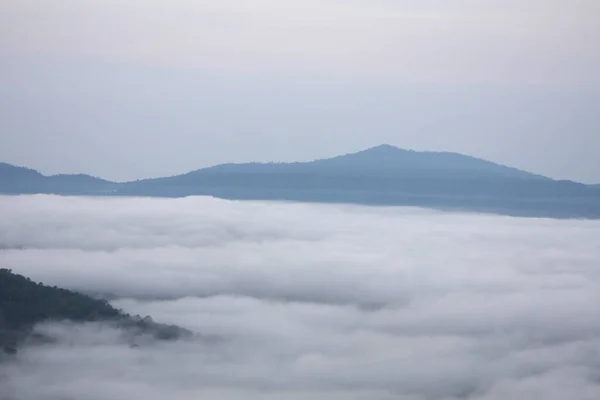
xmin=192 ymin=145 xmax=549 ymax=180
xmin=1 ymin=146 xmax=599 ymax=218
xmin=0 ymin=163 xmax=113 ymax=194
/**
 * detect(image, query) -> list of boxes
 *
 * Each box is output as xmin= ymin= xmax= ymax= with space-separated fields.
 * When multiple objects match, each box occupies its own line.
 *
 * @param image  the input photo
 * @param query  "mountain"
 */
xmin=0 ymin=163 xmax=45 ymax=193
xmin=1 ymin=145 xmax=599 ymax=218
xmin=0 ymin=162 xmax=116 ymax=195
xmin=0 ymin=269 xmax=190 ymax=355
xmin=189 ymin=144 xmax=549 ymax=180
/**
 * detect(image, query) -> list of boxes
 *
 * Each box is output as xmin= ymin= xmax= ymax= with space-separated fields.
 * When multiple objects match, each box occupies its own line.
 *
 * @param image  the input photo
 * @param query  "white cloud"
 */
xmin=1 ymin=195 xmax=600 ymax=399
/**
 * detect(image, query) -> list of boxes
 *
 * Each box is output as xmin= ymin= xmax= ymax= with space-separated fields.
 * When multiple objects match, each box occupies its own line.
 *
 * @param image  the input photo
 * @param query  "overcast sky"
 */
xmin=1 ymin=0 xmax=599 ymax=183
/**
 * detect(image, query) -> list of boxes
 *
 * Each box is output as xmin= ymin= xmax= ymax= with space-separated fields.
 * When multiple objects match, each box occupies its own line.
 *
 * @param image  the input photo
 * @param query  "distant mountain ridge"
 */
xmin=0 ymin=162 xmax=113 ymax=194
xmin=189 ymin=145 xmax=550 ymax=180
xmin=1 ymin=145 xmax=599 ymax=219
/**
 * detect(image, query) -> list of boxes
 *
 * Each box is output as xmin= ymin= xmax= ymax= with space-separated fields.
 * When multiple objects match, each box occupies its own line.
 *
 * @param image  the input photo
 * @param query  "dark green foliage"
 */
xmin=0 ymin=269 xmax=190 ymax=354
xmin=0 ymin=269 xmax=118 ymax=353
xmin=0 ymin=269 xmax=121 ymax=326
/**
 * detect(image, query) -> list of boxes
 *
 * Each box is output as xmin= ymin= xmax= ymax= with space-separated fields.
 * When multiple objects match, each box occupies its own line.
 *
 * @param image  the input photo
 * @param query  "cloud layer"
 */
xmin=1 ymin=195 xmax=600 ymax=399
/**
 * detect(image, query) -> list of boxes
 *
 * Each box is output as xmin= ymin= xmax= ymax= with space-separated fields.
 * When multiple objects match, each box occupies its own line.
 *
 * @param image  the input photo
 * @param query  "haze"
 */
xmin=1 ymin=1 xmax=599 ymax=182
xmin=1 ymin=195 xmax=600 ymax=399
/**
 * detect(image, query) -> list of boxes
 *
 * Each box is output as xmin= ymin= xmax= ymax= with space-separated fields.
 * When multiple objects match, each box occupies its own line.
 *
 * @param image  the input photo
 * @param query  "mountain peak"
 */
xmin=311 ymin=144 xmax=553 ymax=181
xmin=361 ymin=144 xmax=406 ymax=154
xmin=332 ymin=144 xmax=408 ymax=161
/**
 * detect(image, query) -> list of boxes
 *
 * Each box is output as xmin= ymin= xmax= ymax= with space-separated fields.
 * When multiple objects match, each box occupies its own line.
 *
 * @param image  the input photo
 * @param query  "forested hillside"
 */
xmin=0 ymin=269 xmax=188 ymax=354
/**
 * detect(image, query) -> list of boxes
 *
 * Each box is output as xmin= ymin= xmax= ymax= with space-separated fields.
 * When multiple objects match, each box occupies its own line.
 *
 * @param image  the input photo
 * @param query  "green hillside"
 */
xmin=0 ymin=269 xmax=189 ymax=355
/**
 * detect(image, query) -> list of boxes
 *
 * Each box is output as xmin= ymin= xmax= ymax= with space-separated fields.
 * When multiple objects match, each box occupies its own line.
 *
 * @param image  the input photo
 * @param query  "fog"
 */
xmin=1 ymin=195 xmax=600 ymax=399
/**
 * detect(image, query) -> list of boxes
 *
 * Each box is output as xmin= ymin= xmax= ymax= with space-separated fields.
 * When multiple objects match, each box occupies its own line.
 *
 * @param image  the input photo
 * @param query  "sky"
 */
xmin=1 ymin=195 xmax=600 ymax=399
xmin=1 ymin=0 xmax=599 ymax=183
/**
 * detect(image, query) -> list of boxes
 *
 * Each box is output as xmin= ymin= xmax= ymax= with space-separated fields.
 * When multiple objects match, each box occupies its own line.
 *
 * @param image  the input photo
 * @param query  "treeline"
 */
xmin=0 ymin=269 xmax=189 ymax=354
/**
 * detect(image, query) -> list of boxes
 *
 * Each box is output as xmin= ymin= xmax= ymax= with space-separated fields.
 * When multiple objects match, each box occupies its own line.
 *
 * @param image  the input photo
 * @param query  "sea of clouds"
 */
xmin=1 ymin=194 xmax=599 ymax=400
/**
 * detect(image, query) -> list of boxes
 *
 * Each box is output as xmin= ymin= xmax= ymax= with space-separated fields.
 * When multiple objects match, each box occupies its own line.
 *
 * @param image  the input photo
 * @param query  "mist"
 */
xmin=1 ymin=195 xmax=599 ymax=399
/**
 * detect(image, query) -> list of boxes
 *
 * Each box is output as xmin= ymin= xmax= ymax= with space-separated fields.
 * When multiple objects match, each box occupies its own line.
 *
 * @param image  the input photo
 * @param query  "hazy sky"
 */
xmin=2 ymin=195 xmax=600 ymax=399
xmin=1 ymin=0 xmax=599 ymax=182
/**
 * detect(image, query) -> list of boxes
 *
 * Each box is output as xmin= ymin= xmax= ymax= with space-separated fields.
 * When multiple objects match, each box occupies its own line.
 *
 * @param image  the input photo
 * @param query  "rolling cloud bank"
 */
xmin=1 ymin=195 xmax=599 ymax=399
